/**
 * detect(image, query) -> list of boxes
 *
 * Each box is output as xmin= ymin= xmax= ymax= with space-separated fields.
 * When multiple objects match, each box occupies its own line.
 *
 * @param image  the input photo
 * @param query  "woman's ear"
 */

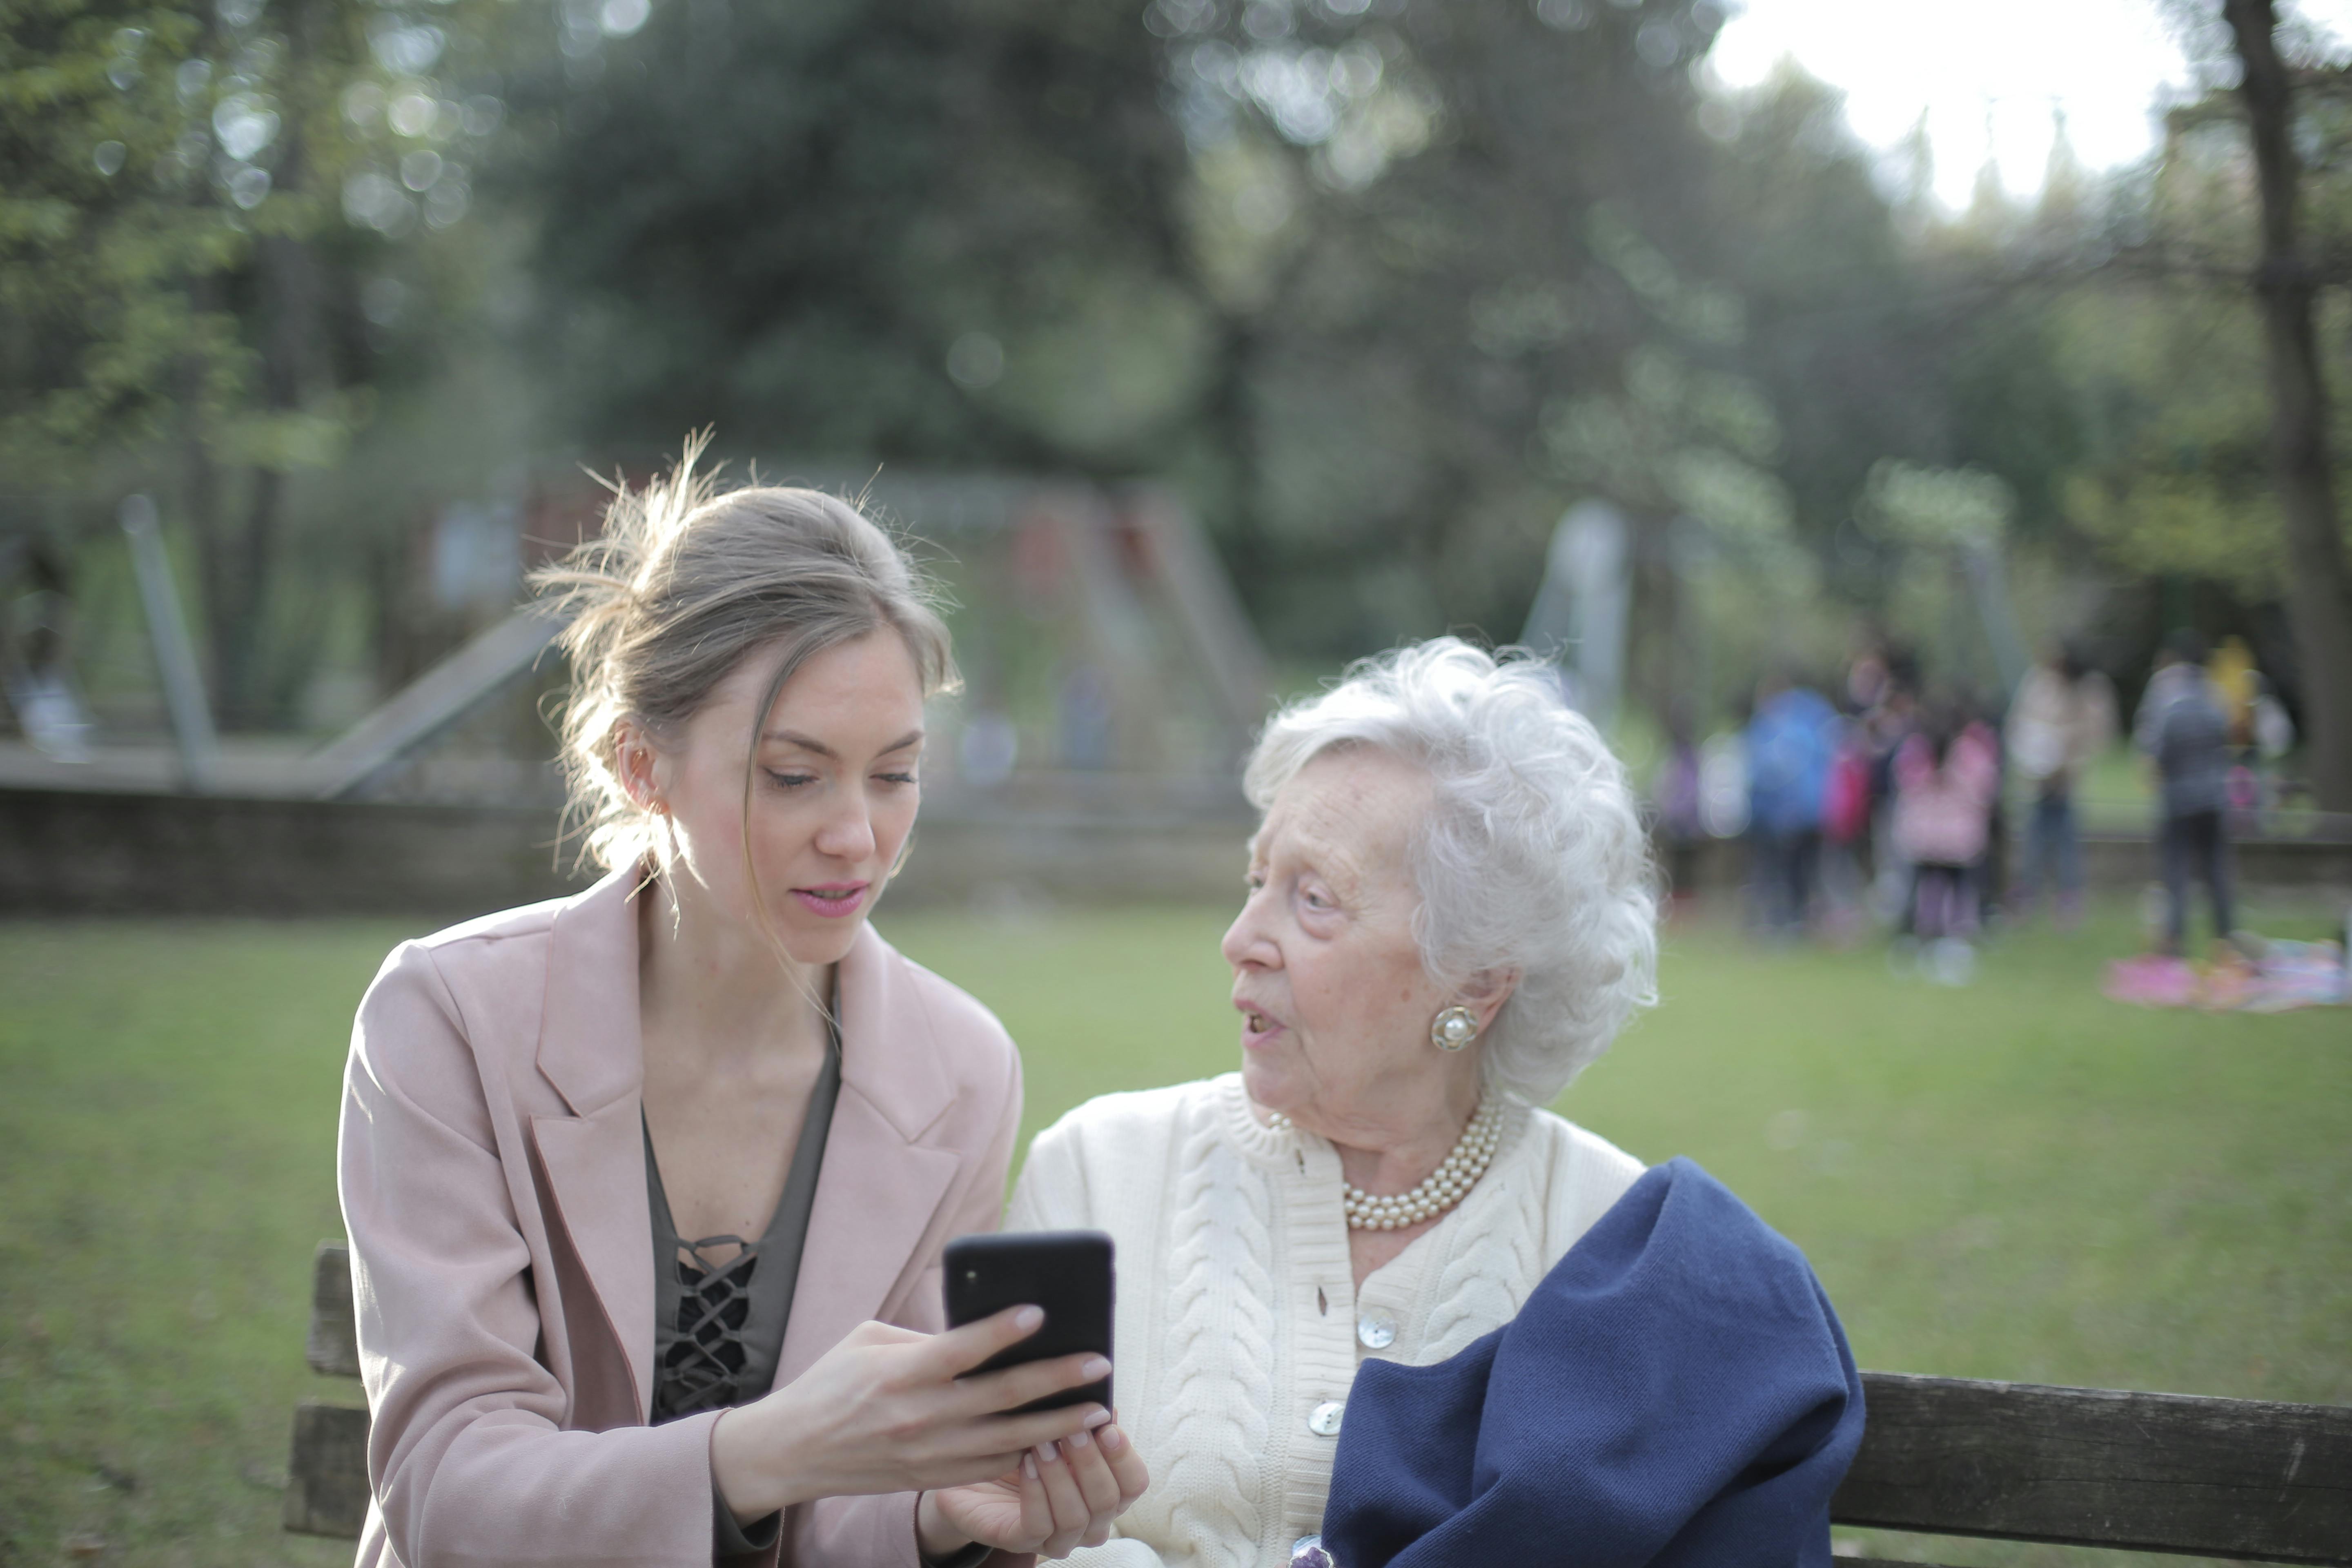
xmin=611 ymin=718 xmax=668 ymax=813
xmin=1459 ymin=966 xmax=1521 ymax=1034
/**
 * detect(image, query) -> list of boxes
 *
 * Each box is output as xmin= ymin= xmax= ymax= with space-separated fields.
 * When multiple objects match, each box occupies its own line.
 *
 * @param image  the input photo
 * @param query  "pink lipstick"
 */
xmin=792 ymin=881 xmax=869 ymax=918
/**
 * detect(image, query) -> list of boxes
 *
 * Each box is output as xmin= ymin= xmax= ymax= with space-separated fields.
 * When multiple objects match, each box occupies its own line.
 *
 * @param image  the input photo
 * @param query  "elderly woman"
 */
xmin=1006 ymin=639 xmax=1860 ymax=1568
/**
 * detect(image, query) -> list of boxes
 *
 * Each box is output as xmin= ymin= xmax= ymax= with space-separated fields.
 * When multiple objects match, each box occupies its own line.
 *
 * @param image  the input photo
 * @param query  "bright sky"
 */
xmin=1707 ymin=0 xmax=2352 ymax=209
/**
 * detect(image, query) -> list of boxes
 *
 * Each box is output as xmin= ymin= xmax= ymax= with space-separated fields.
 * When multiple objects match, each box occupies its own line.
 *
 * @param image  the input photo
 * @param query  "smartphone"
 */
xmin=942 ymin=1229 xmax=1114 ymax=1415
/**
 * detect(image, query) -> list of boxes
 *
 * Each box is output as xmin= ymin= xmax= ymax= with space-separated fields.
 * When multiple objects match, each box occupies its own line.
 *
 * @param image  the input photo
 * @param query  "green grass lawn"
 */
xmin=2 ymin=898 xmax=2345 ymax=1568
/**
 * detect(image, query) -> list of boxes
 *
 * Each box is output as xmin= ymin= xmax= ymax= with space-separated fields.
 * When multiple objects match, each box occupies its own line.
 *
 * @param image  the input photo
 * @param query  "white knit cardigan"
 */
xmin=1002 ymin=1072 xmax=1644 ymax=1568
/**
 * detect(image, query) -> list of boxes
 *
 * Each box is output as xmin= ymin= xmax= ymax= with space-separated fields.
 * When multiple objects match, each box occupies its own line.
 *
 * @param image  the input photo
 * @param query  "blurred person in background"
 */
xmin=1004 ymin=640 xmax=1863 ymax=1567
xmin=1892 ymin=696 xmax=2001 ymax=981
xmin=1651 ymin=705 xmax=1706 ymax=911
xmin=1745 ymin=670 xmax=1837 ymax=938
xmin=1845 ymin=642 xmax=1892 ymax=716
xmin=2207 ymin=636 xmax=2263 ymax=818
xmin=0 ymin=534 xmax=94 ymax=762
xmin=1858 ymin=649 xmax=1922 ymax=925
xmin=2208 ymin=636 xmax=2257 ymax=746
xmin=1967 ymin=686 xmax=2011 ymax=926
xmin=1816 ymin=710 xmax=1875 ymax=940
xmin=2205 ymin=636 xmax=2299 ymax=818
xmin=2005 ymin=640 xmax=2117 ymax=928
xmin=2136 ymin=629 xmax=2238 ymax=958
xmin=338 ymin=455 xmax=1145 ymax=1568
xmin=1698 ymin=697 xmax=1753 ymax=843
xmin=2247 ymin=671 xmax=2299 ymax=810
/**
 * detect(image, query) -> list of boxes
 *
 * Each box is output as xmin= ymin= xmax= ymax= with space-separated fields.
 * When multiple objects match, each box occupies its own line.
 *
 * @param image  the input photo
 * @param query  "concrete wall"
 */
xmin=4 ymin=786 xmax=2345 ymax=920
xmin=0 ymin=787 xmax=589 ymax=919
xmin=0 ymin=786 xmax=1254 ymax=920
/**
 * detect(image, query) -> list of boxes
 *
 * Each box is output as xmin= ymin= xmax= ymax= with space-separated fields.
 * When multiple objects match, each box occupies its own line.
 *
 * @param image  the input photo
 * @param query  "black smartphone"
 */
xmin=942 ymin=1229 xmax=1114 ymax=1415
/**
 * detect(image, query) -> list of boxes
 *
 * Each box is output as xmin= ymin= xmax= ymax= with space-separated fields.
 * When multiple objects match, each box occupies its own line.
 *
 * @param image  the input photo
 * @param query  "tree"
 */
xmin=2216 ymin=0 xmax=2352 ymax=809
xmin=1 ymin=0 xmax=515 ymax=725
xmin=527 ymin=0 xmax=1200 ymax=475
xmin=2079 ymin=0 xmax=2352 ymax=804
xmin=529 ymin=0 xmax=1834 ymax=661
xmin=1151 ymin=0 xmax=1786 ymax=652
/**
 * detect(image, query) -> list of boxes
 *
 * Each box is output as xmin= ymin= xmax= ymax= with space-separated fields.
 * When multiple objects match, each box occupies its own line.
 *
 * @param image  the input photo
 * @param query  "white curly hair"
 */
xmin=1242 ymin=637 xmax=1660 ymax=1102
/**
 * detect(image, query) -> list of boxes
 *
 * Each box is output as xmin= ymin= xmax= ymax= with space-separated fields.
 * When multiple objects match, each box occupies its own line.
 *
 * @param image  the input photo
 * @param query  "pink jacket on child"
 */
xmin=339 ymin=863 xmax=1025 ymax=1568
xmin=1891 ymin=725 xmax=2000 ymax=868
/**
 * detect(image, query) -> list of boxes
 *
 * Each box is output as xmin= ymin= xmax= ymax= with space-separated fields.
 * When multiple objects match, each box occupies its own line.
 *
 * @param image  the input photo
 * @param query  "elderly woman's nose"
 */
xmin=1221 ymin=892 xmax=1277 ymax=970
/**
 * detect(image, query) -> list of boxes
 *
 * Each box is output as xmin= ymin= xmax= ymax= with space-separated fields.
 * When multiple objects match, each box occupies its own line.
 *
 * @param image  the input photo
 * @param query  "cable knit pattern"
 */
xmin=1006 ymin=1075 xmax=1644 ymax=1568
xmin=1419 ymin=1105 xmax=1548 ymax=1358
xmin=1158 ymin=1113 xmax=1274 ymax=1558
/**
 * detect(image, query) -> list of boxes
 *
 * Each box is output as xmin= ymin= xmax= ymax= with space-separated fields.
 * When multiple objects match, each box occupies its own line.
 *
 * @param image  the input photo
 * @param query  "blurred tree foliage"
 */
xmin=13 ymin=0 xmax=2352 ymax=789
xmin=0 ymin=0 xmax=514 ymax=724
xmin=2054 ymin=283 xmax=2299 ymax=599
xmin=1972 ymin=9 xmax=2352 ymax=617
xmin=528 ymin=0 xmax=1201 ymax=471
xmin=531 ymin=0 xmax=2085 ymax=670
xmin=1169 ymin=0 xmax=1760 ymax=650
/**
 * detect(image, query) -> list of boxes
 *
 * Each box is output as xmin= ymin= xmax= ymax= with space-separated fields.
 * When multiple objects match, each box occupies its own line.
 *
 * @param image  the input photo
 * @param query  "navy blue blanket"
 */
xmin=1323 ymin=1158 xmax=1865 ymax=1568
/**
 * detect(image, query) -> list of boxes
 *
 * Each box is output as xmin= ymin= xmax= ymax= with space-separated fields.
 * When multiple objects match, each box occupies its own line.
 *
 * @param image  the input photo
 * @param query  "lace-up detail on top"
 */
xmin=643 ymin=1028 xmax=841 ymax=1425
xmin=654 ymin=1229 xmax=765 ymax=1418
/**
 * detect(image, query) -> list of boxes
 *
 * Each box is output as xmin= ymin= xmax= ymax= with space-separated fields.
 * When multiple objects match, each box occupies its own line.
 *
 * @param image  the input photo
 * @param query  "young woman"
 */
xmin=338 ymin=452 xmax=1147 ymax=1568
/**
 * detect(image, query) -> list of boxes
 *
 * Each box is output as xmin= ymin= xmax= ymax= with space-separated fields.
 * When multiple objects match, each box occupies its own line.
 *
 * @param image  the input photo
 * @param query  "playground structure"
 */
xmin=0 ymin=470 xmax=1264 ymax=806
xmin=0 ymin=470 xmax=1269 ymax=913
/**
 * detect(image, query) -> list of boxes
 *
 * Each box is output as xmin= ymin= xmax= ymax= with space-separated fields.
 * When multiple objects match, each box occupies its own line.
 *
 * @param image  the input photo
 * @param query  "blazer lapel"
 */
xmin=774 ymin=925 xmax=963 ymax=1385
xmin=531 ymin=864 xmax=657 ymax=1424
xmin=527 ymin=892 xmax=972 ymax=1408
xmin=530 ymin=1103 xmax=650 ymax=1428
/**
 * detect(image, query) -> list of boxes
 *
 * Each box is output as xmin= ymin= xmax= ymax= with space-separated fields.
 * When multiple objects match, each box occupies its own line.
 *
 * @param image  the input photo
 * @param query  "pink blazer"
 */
xmin=339 ymin=864 xmax=1024 ymax=1568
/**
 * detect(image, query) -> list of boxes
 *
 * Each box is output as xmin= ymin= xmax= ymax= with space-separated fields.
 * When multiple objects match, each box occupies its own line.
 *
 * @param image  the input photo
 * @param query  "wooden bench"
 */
xmin=288 ymin=1240 xmax=2352 ymax=1561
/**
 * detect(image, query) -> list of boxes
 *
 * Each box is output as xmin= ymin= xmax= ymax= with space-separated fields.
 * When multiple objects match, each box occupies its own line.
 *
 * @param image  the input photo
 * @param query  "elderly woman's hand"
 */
xmin=919 ymin=1419 xmax=1149 ymax=1559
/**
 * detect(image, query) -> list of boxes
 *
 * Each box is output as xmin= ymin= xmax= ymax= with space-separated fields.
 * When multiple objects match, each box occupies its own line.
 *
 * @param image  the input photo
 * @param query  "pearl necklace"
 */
xmin=1269 ymin=1097 xmax=1506 ymax=1231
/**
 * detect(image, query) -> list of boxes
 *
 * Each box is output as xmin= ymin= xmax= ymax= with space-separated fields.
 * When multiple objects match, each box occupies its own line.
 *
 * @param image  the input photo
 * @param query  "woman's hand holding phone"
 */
xmin=920 ymin=1411 xmax=1151 ymax=1560
xmin=709 ymin=1306 xmax=1116 ymax=1521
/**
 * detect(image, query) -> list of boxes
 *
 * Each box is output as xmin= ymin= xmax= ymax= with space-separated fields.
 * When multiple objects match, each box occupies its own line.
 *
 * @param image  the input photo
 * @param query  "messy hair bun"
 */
xmin=533 ymin=435 xmax=957 ymax=872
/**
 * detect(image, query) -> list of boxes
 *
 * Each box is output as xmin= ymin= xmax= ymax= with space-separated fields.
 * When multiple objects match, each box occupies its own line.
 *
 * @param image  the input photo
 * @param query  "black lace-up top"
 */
xmin=644 ymin=1022 xmax=841 ymax=1424
xmin=643 ymin=1016 xmax=990 ymax=1568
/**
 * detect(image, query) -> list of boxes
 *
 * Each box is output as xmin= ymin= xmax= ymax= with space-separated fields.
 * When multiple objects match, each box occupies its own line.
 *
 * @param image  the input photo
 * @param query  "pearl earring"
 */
xmin=1430 ymin=1005 xmax=1480 ymax=1053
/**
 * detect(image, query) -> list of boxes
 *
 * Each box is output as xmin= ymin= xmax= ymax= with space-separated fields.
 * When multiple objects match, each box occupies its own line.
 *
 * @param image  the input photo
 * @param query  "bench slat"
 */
xmin=1833 ymin=1372 xmax=2352 ymax=1564
xmin=285 ymin=1400 xmax=372 ymax=1538
xmin=307 ymin=1240 xmax=361 ymax=1379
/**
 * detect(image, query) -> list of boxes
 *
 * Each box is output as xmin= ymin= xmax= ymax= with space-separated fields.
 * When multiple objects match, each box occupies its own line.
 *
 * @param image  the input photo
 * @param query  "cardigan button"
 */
xmin=1308 ymin=1400 xmax=1345 ymax=1436
xmin=1356 ymin=1314 xmax=1397 ymax=1350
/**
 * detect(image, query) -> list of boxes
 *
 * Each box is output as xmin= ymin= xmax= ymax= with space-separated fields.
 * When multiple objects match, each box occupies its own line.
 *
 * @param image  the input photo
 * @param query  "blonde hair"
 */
xmin=534 ymin=438 xmax=958 ymax=874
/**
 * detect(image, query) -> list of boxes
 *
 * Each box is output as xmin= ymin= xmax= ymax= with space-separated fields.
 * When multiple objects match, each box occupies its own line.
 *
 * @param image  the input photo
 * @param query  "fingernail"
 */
xmin=1080 ymin=1356 xmax=1112 ymax=1380
xmin=1082 ymin=1405 xmax=1112 ymax=1428
xmin=1014 ymin=1305 xmax=1045 ymax=1332
xmin=1099 ymin=1425 xmax=1127 ymax=1452
xmin=1022 ymin=1453 xmax=1038 ymax=1480
xmin=1035 ymin=1441 xmax=1058 ymax=1463
xmin=1067 ymin=1425 xmax=1091 ymax=1449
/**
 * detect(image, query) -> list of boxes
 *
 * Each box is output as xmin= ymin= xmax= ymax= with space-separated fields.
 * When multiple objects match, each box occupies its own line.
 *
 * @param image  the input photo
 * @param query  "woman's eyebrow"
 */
xmin=1286 ymin=829 xmax=1357 ymax=889
xmin=760 ymin=727 xmax=924 ymax=756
